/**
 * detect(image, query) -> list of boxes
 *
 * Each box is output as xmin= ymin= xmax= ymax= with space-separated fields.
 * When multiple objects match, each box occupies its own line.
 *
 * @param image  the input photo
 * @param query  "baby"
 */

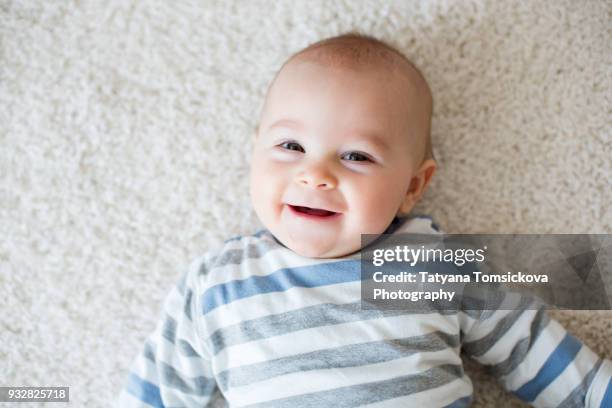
xmin=117 ymin=33 xmax=611 ymax=407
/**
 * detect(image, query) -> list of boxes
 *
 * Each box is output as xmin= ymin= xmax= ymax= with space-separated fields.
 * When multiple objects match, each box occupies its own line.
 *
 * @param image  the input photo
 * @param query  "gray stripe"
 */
xmin=143 ymin=340 xmax=216 ymax=396
xmin=173 ymin=274 xmax=193 ymax=321
xmin=198 ymin=261 xmax=209 ymax=277
xmin=184 ymin=287 xmax=193 ymax=321
xmin=462 ymin=295 xmax=535 ymax=358
xmin=459 ymin=293 xmax=505 ymax=319
xmin=143 ymin=339 xmax=200 ymax=361
xmin=208 ymin=301 xmax=458 ymax=355
xmin=143 ymin=340 xmax=156 ymax=361
xmin=161 ymin=314 xmax=177 ymax=344
xmin=159 ymin=360 xmax=217 ymax=396
xmin=484 ymin=306 xmax=550 ymax=378
xmin=142 ymin=341 xmax=216 ymax=396
xmin=247 ymin=364 xmax=464 ymax=408
xmin=208 ymin=239 xmax=279 ymax=268
xmin=177 ymin=339 xmax=199 ymax=357
xmin=217 ymin=331 xmax=460 ymax=389
xmin=558 ymin=359 xmax=603 ymax=408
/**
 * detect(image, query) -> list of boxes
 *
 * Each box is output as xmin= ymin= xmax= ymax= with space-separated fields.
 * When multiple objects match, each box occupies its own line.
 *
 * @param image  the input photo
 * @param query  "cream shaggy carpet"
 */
xmin=1 ymin=0 xmax=610 ymax=406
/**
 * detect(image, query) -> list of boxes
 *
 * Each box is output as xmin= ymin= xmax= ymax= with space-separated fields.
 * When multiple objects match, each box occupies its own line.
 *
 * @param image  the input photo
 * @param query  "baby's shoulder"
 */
xmin=396 ymin=214 xmax=443 ymax=235
xmin=214 ymin=228 xmax=280 ymax=263
xmin=184 ymin=228 xmax=283 ymax=290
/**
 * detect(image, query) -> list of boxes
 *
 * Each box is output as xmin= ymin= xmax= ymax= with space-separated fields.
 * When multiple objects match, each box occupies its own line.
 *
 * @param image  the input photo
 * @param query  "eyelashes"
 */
xmin=279 ymin=141 xmax=304 ymax=153
xmin=277 ymin=141 xmax=374 ymax=163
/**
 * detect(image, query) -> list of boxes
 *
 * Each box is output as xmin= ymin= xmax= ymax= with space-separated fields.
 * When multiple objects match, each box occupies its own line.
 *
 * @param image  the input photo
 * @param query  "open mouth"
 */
xmin=288 ymin=205 xmax=339 ymax=217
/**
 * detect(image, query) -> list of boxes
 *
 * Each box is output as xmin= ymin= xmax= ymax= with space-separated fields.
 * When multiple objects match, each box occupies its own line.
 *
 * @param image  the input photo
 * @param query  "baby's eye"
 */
xmin=278 ymin=141 xmax=304 ymax=152
xmin=343 ymin=152 xmax=372 ymax=162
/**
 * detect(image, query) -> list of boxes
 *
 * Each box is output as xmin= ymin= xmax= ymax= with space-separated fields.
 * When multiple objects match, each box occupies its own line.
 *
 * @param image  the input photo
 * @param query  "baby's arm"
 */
xmin=459 ymin=294 xmax=612 ymax=407
xmin=116 ymin=260 xmax=220 ymax=407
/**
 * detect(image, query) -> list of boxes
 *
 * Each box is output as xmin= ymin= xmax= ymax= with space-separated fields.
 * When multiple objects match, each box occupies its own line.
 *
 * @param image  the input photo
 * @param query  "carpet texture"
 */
xmin=1 ymin=0 xmax=610 ymax=406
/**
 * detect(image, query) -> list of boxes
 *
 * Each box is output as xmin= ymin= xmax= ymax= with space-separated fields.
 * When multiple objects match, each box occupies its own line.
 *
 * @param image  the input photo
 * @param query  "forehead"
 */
xmin=262 ymin=60 xmax=416 ymax=137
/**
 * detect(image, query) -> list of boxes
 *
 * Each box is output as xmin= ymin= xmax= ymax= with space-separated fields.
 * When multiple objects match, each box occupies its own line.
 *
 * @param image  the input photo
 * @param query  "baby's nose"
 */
xmin=296 ymin=165 xmax=337 ymax=190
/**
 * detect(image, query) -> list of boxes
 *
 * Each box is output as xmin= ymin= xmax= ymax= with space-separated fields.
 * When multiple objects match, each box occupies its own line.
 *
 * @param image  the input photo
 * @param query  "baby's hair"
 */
xmin=291 ymin=31 xmax=416 ymax=73
xmin=270 ymin=31 xmax=434 ymax=162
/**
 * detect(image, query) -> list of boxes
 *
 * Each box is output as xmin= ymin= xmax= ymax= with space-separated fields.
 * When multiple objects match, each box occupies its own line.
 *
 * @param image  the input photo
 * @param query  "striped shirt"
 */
xmin=117 ymin=216 xmax=612 ymax=407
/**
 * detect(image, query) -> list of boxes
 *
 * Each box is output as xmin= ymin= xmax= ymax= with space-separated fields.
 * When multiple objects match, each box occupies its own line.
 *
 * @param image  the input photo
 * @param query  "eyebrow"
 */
xmin=266 ymin=118 xmax=391 ymax=152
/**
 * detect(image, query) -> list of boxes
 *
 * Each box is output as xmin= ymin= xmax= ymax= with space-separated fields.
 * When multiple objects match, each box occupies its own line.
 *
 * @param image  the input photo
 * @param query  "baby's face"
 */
xmin=250 ymin=59 xmax=429 ymax=258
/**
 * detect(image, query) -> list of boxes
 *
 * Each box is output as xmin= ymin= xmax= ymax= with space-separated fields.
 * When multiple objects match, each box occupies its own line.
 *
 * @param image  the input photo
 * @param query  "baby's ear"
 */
xmin=398 ymin=159 xmax=437 ymax=215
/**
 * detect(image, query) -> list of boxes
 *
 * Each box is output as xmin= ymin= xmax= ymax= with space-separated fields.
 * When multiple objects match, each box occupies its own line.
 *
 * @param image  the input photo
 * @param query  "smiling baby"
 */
xmin=118 ymin=33 xmax=611 ymax=408
xmin=249 ymin=33 xmax=435 ymax=259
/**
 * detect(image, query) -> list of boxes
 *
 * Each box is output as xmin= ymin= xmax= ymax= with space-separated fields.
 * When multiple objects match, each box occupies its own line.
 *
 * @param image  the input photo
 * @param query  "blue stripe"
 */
xmin=253 ymin=229 xmax=269 ymax=237
xmin=600 ymin=377 xmax=612 ymax=408
xmin=514 ymin=333 xmax=583 ymax=402
xmin=126 ymin=373 xmax=164 ymax=408
xmin=443 ymin=395 xmax=471 ymax=408
xmin=223 ymin=235 xmax=243 ymax=243
xmin=201 ymin=260 xmax=360 ymax=313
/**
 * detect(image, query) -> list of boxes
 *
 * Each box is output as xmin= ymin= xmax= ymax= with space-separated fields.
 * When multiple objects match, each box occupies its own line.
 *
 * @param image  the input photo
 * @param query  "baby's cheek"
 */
xmin=252 ymin=154 xmax=288 ymax=178
xmin=250 ymin=158 xmax=286 ymax=210
xmin=354 ymin=180 xmax=404 ymax=226
xmin=359 ymin=199 xmax=395 ymax=228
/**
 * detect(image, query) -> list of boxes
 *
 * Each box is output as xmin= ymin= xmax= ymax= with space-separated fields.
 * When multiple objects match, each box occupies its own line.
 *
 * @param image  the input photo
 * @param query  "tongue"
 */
xmin=297 ymin=206 xmax=335 ymax=216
